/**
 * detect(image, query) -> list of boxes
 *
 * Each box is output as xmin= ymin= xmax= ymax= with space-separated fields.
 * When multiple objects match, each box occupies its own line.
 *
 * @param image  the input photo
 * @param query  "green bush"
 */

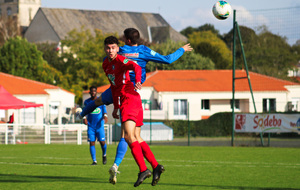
xmin=159 ymin=112 xmax=300 ymax=138
xmin=161 ymin=112 xmax=233 ymax=137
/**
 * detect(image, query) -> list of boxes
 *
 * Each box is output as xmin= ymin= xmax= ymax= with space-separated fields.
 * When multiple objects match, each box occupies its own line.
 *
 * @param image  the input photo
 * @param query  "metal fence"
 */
xmin=0 ymin=124 xmax=112 ymax=145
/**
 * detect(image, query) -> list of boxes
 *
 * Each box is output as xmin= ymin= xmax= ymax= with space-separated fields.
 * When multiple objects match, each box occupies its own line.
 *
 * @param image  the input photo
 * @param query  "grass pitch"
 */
xmin=0 ymin=144 xmax=299 ymax=190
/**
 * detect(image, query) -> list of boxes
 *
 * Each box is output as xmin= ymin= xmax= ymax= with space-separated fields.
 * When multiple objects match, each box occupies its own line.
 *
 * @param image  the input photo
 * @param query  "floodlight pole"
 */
xmin=235 ymin=23 xmax=257 ymax=113
xmin=150 ymin=101 xmax=152 ymax=145
xmin=231 ymin=10 xmax=237 ymax=147
xmin=188 ymin=102 xmax=190 ymax=146
xmin=232 ymin=10 xmax=263 ymax=146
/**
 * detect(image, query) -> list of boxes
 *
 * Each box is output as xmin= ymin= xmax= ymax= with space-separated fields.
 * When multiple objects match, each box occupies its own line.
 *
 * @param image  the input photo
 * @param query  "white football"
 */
xmin=212 ymin=1 xmax=232 ymax=20
xmin=75 ymin=107 xmax=82 ymax=113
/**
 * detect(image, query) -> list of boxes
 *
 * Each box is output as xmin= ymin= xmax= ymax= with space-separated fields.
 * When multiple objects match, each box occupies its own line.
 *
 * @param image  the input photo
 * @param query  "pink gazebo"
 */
xmin=0 ymin=85 xmax=43 ymax=110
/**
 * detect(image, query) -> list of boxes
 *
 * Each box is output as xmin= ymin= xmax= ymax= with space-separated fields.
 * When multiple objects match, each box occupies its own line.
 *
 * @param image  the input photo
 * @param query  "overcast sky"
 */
xmin=42 ymin=0 xmax=300 ymax=45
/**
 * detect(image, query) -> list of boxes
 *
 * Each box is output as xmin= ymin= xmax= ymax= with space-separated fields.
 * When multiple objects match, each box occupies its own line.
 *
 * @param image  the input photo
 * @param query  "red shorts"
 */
xmin=120 ymin=91 xmax=143 ymax=127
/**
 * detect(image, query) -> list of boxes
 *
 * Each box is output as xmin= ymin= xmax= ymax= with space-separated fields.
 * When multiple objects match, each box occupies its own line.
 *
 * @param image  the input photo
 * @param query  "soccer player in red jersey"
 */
xmin=103 ymin=36 xmax=162 ymax=187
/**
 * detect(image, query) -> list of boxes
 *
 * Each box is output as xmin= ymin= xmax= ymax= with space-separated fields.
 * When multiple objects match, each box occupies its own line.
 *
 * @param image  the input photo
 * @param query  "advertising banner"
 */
xmin=234 ymin=114 xmax=300 ymax=133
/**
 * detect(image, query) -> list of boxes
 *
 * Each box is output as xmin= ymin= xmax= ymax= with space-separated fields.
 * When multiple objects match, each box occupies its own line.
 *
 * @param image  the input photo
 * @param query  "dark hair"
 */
xmin=90 ymin=85 xmax=97 ymax=91
xmin=104 ymin=36 xmax=119 ymax=45
xmin=124 ymin=28 xmax=140 ymax=44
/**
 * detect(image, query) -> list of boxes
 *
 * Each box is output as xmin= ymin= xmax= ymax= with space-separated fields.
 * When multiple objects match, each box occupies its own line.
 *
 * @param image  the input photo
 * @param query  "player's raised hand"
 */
xmin=182 ymin=43 xmax=193 ymax=52
xmin=112 ymin=109 xmax=119 ymax=119
xmin=135 ymin=82 xmax=142 ymax=90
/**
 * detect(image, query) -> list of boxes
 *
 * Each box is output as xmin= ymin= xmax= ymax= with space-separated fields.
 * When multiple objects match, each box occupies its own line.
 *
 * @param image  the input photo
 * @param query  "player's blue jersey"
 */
xmin=84 ymin=98 xmax=107 ymax=129
xmin=119 ymin=45 xmax=185 ymax=84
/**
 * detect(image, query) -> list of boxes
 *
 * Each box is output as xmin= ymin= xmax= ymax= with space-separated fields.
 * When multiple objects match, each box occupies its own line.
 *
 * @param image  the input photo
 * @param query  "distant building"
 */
xmin=24 ymin=8 xmax=187 ymax=45
xmin=0 ymin=0 xmax=41 ymax=28
xmin=84 ymin=70 xmax=300 ymax=122
xmin=0 ymin=72 xmax=75 ymax=125
xmin=288 ymin=62 xmax=300 ymax=79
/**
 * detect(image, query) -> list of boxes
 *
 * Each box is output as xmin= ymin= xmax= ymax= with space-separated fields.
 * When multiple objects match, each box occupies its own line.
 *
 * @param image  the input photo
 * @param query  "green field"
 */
xmin=0 ymin=144 xmax=299 ymax=190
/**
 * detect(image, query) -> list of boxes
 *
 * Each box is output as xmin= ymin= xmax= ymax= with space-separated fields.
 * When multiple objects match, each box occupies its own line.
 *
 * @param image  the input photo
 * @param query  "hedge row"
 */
xmin=155 ymin=112 xmax=299 ymax=138
xmin=161 ymin=112 xmax=233 ymax=137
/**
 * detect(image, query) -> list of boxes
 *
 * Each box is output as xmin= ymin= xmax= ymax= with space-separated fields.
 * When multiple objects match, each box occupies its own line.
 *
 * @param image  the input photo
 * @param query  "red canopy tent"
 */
xmin=0 ymin=85 xmax=43 ymax=109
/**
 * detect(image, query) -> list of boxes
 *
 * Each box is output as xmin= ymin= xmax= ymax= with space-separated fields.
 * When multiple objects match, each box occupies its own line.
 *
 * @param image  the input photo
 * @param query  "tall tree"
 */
xmin=180 ymin=24 xmax=220 ymax=38
xmin=0 ymin=36 xmax=66 ymax=85
xmin=189 ymin=30 xmax=232 ymax=69
xmin=36 ymin=43 xmax=65 ymax=73
xmin=147 ymin=40 xmax=215 ymax=72
xmin=60 ymin=28 xmax=117 ymax=104
xmin=224 ymin=25 xmax=297 ymax=80
xmin=0 ymin=16 xmax=21 ymax=46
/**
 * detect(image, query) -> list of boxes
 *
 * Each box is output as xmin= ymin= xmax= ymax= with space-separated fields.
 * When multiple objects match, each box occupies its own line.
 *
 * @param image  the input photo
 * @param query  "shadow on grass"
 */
xmin=3 ymin=162 xmax=92 ymax=166
xmin=0 ymin=173 xmax=101 ymax=183
xmin=27 ymin=162 xmax=90 ymax=166
xmin=154 ymin=183 xmax=300 ymax=190
xmin=0 ymin=174 xmax=299 ymax=190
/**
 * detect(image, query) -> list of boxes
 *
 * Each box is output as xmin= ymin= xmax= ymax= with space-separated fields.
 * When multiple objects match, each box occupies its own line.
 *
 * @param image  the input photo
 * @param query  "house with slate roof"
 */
xmin=84 ymin=70 xmax=300 ymax=122
xmin=0 ymin=72 xmax=75 ymax=125
xmin=24 ymin=8 xmax=187 ymax=45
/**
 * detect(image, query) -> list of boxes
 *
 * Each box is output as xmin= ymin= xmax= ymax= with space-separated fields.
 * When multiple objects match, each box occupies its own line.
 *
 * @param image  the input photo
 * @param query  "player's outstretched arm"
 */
xmin=181 ymin=43 xmax=193 ymax=52
xmin=144 ymin=43 xmax=192 ymax=64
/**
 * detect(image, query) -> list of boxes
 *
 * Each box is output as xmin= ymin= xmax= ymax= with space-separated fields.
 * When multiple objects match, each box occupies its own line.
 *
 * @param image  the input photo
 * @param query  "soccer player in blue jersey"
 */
xmin=83 ymin=86 xmax=108 ymax=165
xmin=76 ymin=28 xmax=192 ymax=185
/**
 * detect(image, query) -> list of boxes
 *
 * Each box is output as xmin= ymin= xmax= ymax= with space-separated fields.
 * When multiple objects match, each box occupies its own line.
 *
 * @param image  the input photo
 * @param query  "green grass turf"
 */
xmin=0 ymin=144 xmax=299 ymax=190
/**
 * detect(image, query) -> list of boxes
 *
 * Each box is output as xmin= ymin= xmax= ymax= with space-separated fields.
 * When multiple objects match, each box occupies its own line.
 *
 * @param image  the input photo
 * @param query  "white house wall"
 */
xmin=45 ymin=89 xmax=75 ymax=123
xmin=8 ymin=89 xmax=75 ymax=125
xmin=45 ymin=89 xmax=74 ymax=108
xmin=83 ymin=84 xmax=300 ymax=122
xmin=285 ymin=85 xmax=300 ymax=111
xmin=139 ymin=87 xmax=154 ymax=102
xmin=251 ymin=91 xmax=287 ymax=113
xmin=154 ymin=90 xmax=293 ymax=121
xmin=8 ymin=94 xmax=47 ymax=125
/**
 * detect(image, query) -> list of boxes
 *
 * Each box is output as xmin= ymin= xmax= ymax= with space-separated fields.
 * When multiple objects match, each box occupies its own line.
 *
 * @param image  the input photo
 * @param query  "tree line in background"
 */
xmin=0 ymin=22 xmax=299 ymax=104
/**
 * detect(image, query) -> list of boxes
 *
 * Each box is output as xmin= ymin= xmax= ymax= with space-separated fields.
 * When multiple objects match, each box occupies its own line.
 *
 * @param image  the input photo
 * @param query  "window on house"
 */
xmin=230 ymin=99 xmax=240 ymax=109
xmin=50 ymin=102 xmax=60 ymax=115
xmin=20 ymin=107 xmax=36 ymax=124
xmin=29 ymin=7 xmax=32 ymax=20
xmin=291 ymin=98 xmax=300 ymax=111
xmin=7 ymin=7 xmax=12 ymax=16
xmin=174 ymin=99 xmax=187 ymax=116
xmin=263 ymin=98 xmax=276 ymax=112
xmin=5 ymin=0 xmax=14 ymax=3
xmin=201 ymin=99 xmax=210 ymax=110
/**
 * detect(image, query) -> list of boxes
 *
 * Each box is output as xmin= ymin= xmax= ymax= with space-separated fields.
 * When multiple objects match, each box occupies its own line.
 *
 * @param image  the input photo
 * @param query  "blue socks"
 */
xmin=101 ymin=144 xmax=107 ymax=156
xmin=90 ymin=145 xmax=96 ymax=162
xmin=81 ymin=101 xmax=97 ymax=117
xmin=90 ymin=143 xmax=107 ymax=162
xmin=114 ymin=138 xmax=128 ymax=166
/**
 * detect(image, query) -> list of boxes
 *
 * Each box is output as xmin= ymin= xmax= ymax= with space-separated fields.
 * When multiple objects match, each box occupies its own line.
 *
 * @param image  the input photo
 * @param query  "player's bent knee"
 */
xmin=124 ymin=135 xmax=136 ymax=145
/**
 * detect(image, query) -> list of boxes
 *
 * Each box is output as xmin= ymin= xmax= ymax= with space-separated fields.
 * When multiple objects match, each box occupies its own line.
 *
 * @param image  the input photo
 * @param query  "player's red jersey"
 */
xmin=102 ymin=54 xmax=142 ymax=110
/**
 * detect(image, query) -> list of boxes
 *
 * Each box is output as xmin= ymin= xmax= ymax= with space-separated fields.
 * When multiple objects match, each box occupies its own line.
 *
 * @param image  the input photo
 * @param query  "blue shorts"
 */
xmin=101 ymin=87 xmax=113 ymax=105
xmin=87 ymin=126 xmax=105 ymax=142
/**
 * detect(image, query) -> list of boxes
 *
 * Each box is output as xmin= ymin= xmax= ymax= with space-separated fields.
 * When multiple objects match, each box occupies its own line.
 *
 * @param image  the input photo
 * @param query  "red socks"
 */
xmin=129 ymin=141 xmax=147 ymax=172
xmin=129 ymin=141 xmax=159 ymax=172
xmin=140 ymin=141 xmax=158 ymax=169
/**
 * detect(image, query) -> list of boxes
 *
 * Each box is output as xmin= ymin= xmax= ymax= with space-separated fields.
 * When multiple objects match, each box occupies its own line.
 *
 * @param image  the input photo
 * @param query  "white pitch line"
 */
xmin=162 ymin=159 xmax=300 ymax=167
xmin=1 ymin=156 xmax=299 ymax=168
xmin=0 ymin=162 xmax=79 ymax=166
